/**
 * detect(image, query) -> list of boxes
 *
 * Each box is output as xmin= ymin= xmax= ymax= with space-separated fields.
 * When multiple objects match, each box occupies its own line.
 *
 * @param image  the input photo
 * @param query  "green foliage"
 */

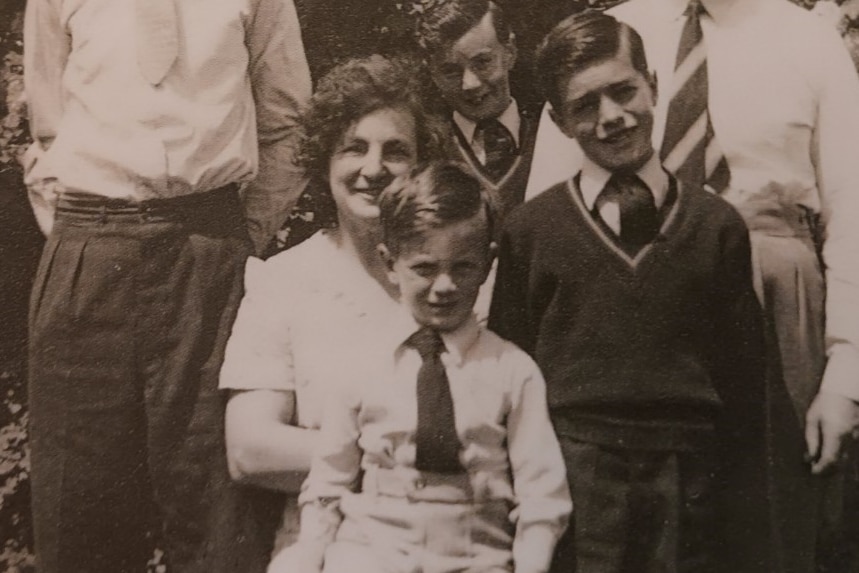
xmin=0 ymin=5 xmax=27 ymax=177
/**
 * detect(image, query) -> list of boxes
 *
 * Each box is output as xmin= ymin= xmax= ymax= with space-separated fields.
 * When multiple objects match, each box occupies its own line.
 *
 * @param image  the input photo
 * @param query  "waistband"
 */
xmin=56 ymin=184 xmax=241 ymax=223
xmin=361 ymin=466 xmax=476 ymax=503
xmin=733 ymin=195 xmax=816 ymax=238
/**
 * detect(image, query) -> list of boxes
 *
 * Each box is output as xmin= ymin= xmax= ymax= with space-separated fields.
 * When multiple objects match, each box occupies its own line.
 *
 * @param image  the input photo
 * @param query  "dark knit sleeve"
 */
xmin=489 ymin=216 xmax=538 ymax=356
xmin=710 ymin=211 xmax=766 ymax=446
xmin=709 ymin=209 xmax=773 ymax=571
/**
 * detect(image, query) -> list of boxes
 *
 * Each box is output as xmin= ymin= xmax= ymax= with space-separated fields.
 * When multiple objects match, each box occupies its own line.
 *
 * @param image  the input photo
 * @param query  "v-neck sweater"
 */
xmin=451 ymin=108 xmax=539 ymax=219
xmin=490 ymin=177 xmax=764 ymax=451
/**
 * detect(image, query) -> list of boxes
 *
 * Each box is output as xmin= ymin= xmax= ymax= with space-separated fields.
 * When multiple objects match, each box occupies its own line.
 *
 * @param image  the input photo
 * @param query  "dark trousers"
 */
xmin=551 ymin=437 xmax=717 ymax=573
xmin=27 ymin=188 xmax=273 ymax=573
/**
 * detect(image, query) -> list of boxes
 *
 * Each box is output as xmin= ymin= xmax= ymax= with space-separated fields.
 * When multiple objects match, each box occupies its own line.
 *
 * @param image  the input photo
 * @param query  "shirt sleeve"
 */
xmin=812 ymin=24 xmax=859 ymax=402
xmin=710 ymin=211 xmax=767 ymax=452
xmin=23 ymin=0 xmax=69 ymax=234
xmin=505 ymin=350 xmax=572 ymax=573
xmin=219 ymin=257 xmax=297 ymax=391
xmin=243 ymin=0 xmax=312 ymax=255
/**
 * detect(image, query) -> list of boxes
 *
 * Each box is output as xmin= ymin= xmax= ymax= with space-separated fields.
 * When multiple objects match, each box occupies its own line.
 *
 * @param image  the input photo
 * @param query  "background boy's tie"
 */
xmin=660 ymin=0 xmax=730 ymax=193
xmin=599 ymin=173 xmax=659 ymax=255
xmin=136 ymin=0 xmax=179 ymax=85
xmin=477 ymin=118 xmax=517 ymax=182
xmin=408 ymin=327 xmax=464 ymax=474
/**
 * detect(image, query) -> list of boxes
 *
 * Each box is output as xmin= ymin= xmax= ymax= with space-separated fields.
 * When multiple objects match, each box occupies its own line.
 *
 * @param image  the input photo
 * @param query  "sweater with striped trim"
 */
xmin=489 ymin=176 xmax=765 ymax=452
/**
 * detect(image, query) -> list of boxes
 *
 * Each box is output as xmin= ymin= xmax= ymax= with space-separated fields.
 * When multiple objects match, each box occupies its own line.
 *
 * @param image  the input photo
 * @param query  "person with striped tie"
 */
xmin=524 ymin=1 xmax=859 ymax=571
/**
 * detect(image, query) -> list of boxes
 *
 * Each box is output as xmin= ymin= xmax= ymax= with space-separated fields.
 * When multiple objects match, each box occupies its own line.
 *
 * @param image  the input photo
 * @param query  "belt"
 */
xmin=56 ymin=184 xmax=241 ymax=221
xmin=733 ymin=194 xmax=816 ymax=239
xmin=361 ymin=466 xmax=475 ymax=503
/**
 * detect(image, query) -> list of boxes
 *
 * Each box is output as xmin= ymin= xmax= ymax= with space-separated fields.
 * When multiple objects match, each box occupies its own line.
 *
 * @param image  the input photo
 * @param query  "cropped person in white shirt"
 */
xmin=23 ymin=0 xmax=310 ymax=571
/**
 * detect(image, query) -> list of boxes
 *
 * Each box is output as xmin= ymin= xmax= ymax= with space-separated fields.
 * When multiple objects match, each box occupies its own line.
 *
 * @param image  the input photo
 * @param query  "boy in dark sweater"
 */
xmin=489 ymin=11 xmax=769 ymax=573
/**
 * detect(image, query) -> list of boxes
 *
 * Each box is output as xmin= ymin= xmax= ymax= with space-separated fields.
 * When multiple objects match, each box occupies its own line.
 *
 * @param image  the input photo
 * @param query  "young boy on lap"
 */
xmin=295 ymin=161 xmax=571 ymax=573
xmin=490 ymin=12 xmax=768 ymax=573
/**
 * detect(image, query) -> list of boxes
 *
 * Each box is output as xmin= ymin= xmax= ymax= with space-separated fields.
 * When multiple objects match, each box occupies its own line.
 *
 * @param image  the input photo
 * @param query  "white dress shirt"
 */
xmin=453 ymin=99 xmax=521 ymax=165
xmin=299 ymin=311 xmax=571 ymax=573
xmin=24 ymin=0 xmax=312 ymax=253
xmin=578 ymin=152 xmax=669 ymax=235
xmin=526 ymin=0 xmax=859 ymax=401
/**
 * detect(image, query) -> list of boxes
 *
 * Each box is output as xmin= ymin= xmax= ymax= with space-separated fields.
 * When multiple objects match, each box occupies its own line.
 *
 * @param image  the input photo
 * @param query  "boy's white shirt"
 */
xmin=295 ymin=309 xmax=571 ymax=573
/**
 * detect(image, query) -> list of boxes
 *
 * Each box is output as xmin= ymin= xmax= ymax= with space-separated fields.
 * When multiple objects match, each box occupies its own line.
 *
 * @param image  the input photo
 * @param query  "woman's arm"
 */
xmin=225 ymin=388 xmax=320 ymax=492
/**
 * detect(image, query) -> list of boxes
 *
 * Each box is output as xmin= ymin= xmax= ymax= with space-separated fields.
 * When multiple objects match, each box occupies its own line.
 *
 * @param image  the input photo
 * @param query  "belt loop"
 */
xmin=98 ymin=205 xmax=108 ymax=224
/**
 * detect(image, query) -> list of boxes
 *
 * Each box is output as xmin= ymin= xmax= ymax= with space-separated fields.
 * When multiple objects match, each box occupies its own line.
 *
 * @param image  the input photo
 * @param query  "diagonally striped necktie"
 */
xmin=660 ymin=0 xmax=730 ymax=193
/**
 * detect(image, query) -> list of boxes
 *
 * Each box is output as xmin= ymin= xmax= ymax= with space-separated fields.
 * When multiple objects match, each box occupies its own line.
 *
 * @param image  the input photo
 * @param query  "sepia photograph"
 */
xmin=2 ymin=0 xmax=859 ymax=571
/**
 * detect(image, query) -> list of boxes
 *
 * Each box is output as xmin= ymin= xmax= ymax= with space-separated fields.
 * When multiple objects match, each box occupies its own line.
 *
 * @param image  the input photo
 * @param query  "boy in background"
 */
xmin=417 ymin=0 xmax=538 ymax=218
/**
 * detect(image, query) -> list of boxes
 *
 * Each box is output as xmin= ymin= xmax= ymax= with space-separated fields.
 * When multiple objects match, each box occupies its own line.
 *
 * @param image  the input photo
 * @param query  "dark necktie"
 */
xmin=597 ymin=173 xmax=659 ymax=255
xmin=136 ymin=0 xmax=179 ymax=85
xmin=477 ymin=118 xmax=517 ymax=182
xmin=660 ymin=0 xmax=730 ymax=192
xmin=407 ymin=327 xmax=464 ymax=474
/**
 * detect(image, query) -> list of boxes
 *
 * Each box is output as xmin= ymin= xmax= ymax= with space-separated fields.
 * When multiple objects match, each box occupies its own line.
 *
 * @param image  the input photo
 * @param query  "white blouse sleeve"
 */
xmin=219 ymin=256 xmax=297 ymax=392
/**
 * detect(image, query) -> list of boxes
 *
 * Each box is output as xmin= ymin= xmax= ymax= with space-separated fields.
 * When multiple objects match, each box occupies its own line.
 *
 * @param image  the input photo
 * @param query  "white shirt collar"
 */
xmin=390 ymin=309 xmax=481 ymax=367
xmin=453 ymin=99 xmax=521 ymax=148
xmin=578 ymin=152 xmax=669 ymax=211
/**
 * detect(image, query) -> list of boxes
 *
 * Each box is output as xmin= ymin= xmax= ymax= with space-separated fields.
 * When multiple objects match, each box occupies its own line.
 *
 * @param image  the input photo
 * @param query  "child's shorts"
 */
xmin=323 ymin=467 xmax=515 ymax=573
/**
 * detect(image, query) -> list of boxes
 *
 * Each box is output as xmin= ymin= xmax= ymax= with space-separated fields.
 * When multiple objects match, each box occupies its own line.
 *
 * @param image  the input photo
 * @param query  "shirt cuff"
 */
xmin=514 ymin=523 xmax=560 ymax=573
xmin=820 ymin=342 xmax=859 ymax=402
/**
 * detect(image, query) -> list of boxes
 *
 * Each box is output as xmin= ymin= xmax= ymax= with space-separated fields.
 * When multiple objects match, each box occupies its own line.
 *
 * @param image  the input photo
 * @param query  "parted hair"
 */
xmin=295 ymin=54 xmax=446 ymax=179
xmin=416 ymin=0 xmax=512 ymax=57
xmin=536 ymin=10 xmax=649 ymax=111
xmin=379 ymin=161 xmax=497 ymax=255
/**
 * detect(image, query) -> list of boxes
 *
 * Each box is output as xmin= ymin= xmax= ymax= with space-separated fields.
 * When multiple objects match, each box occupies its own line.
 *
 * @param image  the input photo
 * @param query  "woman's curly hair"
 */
xmin=295 ymin=54 xmax=448 ymax=179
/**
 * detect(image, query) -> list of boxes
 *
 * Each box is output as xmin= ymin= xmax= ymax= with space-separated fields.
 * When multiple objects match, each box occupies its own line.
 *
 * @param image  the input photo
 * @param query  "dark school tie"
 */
xmin=136 ymin=0 xmax=180 ymax=85
xmin=407 ymin=327 xmax=464 ymax=474
xmin=598 ymin=173 xmax=659 ymax=255
xmin=660 ymin=0 xmax=730 ymax=192
xmin=477 ymin=118 xmax=517 ymax=182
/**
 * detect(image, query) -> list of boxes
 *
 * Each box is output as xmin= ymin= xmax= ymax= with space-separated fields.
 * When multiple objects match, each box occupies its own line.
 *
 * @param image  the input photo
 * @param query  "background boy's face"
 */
xmin=550 ymin=50 xmax=657 ymax=172
xmin=383 ymin=213 xmax=495 ymax=332
xmin=429 ymin=12 xmax=516 ymax=122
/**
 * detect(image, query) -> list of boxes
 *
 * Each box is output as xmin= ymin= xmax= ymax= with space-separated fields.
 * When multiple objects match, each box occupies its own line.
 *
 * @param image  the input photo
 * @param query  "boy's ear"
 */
xmin=488 ymin=241 xmax=499 ymax=264
xmin=377 ymin=243 xmax=400 ymax=286
xmin=504 ymin=33 xmax=517 ymax=70
xmin=481 ymin=241 xmax=499 ymax=283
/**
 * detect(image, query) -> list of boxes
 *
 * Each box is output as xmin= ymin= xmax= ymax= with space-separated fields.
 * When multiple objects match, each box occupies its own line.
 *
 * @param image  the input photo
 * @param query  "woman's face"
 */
xmin=328 ymin=106 xmax=418 ymax=230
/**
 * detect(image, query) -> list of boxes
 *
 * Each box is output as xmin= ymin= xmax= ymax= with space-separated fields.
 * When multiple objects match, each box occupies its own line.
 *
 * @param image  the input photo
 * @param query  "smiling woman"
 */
xmin=217 ymin=54 xmax=448 ymax=571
